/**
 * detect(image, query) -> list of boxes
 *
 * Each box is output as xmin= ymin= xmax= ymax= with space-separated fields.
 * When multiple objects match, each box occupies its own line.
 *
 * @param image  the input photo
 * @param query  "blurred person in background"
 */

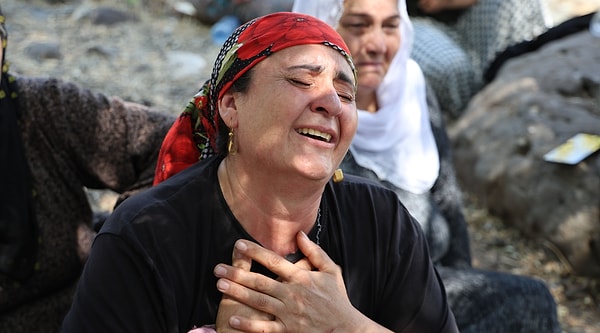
xmin=0 ymin=6 xmax=175 ymax=332
xmin=407 ymin=0 xmax=549 ymax=118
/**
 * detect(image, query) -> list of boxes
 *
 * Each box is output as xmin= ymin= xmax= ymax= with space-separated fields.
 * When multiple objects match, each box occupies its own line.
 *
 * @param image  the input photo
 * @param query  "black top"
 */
xmin=62 ymin=155 xmax=457 ymax=333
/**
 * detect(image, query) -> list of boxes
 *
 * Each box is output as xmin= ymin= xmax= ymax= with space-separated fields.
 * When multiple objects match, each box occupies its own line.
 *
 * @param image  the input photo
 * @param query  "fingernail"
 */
xmin=214 ymin=265 xmax=226 ymax=277
xmin=217 ymin=279 xmax=230 ymax=291
xmin=235 ymin=240 xmax=248 ymax=251
xmin=230 ymin=317 xmax=241 ymax=328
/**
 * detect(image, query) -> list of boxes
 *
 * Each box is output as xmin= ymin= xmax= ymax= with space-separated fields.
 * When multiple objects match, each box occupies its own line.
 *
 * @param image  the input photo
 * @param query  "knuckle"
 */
xmin=255 ymin=275 xmax=271 ymax=291
xmin=266 ymin=252 xmax=285 ymax=269
xmin=255 ymin=294 xmax=270 ymax=309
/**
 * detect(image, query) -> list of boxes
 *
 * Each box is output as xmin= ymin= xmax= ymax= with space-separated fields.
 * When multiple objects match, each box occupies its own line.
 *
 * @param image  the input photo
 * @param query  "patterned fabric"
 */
xmin=409 ymin=0 xmax=549 ymax=118
xmin=0 ymin=7 xmax=175 ymax=328
xmin=0 ymin=75 xmax=175 ymax=333
xmin=0 ymin=6 xmax=37 ymax=281
xmin=411 ymin=19 xmax=476 ymax=119
xmin=154 ymin=12 xmax=356 ymax=184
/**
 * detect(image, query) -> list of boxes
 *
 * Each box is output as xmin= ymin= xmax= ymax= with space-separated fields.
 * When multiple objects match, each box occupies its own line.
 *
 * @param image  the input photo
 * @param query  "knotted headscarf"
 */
xmin=293 ymin=0 xmax=440 ymax=194
xmin=154 ymin=12 xmax=355 ymax=184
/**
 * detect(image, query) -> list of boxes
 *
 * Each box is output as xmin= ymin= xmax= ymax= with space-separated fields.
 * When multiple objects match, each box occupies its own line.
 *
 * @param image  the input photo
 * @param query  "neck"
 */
xmin=356 ymin=89 xmax=378 ymax=113
xmin=217 ymin=157 xmax=321 ymax=256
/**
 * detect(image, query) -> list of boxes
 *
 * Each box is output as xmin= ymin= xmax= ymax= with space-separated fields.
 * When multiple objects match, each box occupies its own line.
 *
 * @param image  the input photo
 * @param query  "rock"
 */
xmin=75 ymin=6 xmax=139 ymax=26
xmin=165 ymin=51 xmax=207 ymax=81
xmin=449 ymin=31 xmax=600 ymax=277
xmin=25 ymin=41 xmax=62 ymax=60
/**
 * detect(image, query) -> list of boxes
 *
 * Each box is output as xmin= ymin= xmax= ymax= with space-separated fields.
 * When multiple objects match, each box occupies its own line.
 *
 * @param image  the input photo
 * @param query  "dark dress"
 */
xmin=62 ymin=155 xmax=458 ymax=333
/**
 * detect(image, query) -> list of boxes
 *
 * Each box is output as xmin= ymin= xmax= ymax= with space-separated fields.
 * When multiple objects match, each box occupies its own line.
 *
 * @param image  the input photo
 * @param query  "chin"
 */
xmin=296 ymin=160 xmax=333 ymax=181
xmin=358 ymin=77 xmax=384 ymax=91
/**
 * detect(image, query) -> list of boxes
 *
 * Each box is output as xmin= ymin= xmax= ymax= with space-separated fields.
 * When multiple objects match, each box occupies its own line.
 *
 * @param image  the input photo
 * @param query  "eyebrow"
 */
xmin=343 ymin=13 xmax=401 ymax=21
xmin=288 ymin=64 xmax=355 ymax=87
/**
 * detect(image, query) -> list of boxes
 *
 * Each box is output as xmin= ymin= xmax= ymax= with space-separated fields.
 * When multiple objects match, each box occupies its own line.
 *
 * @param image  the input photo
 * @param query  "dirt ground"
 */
xmin=3 ymin=0 xmax=600 ymax=332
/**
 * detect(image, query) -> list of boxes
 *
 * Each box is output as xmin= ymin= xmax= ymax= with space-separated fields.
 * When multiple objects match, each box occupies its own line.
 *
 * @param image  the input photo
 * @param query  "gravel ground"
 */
xmin=3 ymin=0 xmax=600 ymax=332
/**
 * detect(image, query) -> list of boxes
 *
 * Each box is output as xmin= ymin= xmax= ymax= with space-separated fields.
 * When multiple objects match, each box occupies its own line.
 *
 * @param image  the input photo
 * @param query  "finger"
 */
xmin=232 ymin=239 xmax=252 ymax=271
xmin=293 ymin=257 xmax=313 ymax=271
xmin=215 ymin=275 xmax=282 ymax=314
xmin=218 ymin=295 xmax=273 ymax=330
xmin=229 ymin=316 xmax=284 ymax=333
xmin=232 ymin=240 xmax=303 ymax=280
xmin=276 ymin=257 xmax=312 ymax=282
xmin=215 ymin=262 xmax=280 ymax=295
xmin=296 ymin=231 xmax=340 ymax=274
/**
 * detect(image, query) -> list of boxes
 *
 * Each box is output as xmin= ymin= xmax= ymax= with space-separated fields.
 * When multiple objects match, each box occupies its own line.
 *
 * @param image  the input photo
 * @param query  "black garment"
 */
xmin=62 ymin=155 xmax=458 ymax=333
xmin=484 ymin=12 xmax=595 ymax=83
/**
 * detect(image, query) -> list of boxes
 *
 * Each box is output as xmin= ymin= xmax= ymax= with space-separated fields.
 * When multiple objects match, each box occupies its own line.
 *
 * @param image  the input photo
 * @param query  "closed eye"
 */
xmin=289 ymin=79 xmax=310 ymax=87
xmin=338 ymin=92 xmax=354 ymax=103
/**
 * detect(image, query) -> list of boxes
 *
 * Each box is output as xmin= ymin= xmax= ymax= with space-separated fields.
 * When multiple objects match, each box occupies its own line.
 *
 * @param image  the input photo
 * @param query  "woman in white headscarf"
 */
xmin=294 ymin=1 xmax=561 ymax=332
xmin=294 ymin=0 xmax=466 ymax=271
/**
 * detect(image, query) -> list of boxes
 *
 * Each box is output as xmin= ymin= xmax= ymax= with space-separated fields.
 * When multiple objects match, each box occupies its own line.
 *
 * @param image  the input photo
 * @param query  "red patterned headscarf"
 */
xmin=154 ymin=12 xmax=355 ymax=185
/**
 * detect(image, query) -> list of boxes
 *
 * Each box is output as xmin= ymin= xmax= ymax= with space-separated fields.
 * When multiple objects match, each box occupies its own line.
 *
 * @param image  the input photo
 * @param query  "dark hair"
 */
xmin=216 ymin=67 xmax=253 ymax=154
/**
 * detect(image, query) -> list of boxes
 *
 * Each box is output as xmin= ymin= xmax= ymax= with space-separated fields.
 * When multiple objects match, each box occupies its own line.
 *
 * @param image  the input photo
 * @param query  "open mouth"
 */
xmin=296 ymin=128 xmax=332 ymax=143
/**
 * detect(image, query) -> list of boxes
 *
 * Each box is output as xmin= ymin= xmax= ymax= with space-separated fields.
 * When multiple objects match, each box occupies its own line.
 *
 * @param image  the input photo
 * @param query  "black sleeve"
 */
xmin=383 ymin=206 xmax=459 ymax=333
xmin=61 ymin=234 xmax=171 ymax=333
xmin=329 ymin=179 xmax=458 ymax=332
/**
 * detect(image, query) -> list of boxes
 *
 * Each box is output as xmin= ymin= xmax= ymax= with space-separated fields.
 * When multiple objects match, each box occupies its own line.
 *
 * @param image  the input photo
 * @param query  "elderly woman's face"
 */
xmin=337 ymin=0 xmax=401 ymax=92
xmin=227 ymin=44 xmax=357 ymax=181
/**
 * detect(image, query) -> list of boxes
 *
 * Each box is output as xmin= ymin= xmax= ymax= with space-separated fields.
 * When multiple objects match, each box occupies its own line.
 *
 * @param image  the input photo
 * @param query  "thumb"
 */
xmin=232 ymin=239 xmax=252 ymax=271
xmin=296 ymin=231 xmax=337 ymax=273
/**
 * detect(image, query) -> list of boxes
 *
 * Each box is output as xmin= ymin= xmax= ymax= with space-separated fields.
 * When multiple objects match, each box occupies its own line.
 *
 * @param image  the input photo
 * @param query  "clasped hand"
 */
xmin=213 ymin=231 xmax=362 ymax=333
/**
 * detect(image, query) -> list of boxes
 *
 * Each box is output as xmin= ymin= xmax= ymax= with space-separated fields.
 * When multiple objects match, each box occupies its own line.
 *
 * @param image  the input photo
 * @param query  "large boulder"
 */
xmin=449 ymin=31 xmax=600 ymax=277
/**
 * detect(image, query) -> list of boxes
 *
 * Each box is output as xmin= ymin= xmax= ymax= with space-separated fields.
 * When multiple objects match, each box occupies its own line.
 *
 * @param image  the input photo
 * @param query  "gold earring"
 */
xmin=227 ymin=129 xmax=236 ymax=155
xmin=333 ymin=169 xmax=344 ymax=183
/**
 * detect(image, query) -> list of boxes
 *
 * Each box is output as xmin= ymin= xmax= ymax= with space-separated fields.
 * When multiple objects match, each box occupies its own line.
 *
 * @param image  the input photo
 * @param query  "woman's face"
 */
xmin=336 ymin=0 xmax=401 ymax=93
xmin=221 ymin=44 xmax=357 ymax=182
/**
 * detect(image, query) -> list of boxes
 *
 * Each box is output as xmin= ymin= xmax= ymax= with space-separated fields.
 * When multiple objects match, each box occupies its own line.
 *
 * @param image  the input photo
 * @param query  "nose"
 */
xmin=310 ymin=86 xmax=343 ymax=117
xmin=365 ymin=29 xmax=386 ymax=55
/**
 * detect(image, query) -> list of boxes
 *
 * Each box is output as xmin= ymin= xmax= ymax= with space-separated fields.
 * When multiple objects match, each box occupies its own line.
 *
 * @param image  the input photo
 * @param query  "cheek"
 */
xmin=340 ymin=108 xmax=358 ymax=143
xmin=342 ymin=37 xmax=365 ymax=59
xmin=386 ymin=36 xmax=401 ymax=62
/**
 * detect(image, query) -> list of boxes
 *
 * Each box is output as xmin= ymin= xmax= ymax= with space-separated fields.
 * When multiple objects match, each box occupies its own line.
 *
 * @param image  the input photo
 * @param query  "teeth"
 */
xmin=297 ymin=128 xmax=332 ymax=142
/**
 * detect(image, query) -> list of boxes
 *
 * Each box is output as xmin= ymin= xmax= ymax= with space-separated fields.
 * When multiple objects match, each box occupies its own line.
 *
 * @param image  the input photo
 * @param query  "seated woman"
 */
xmin=407 ymin=0 xmax=549 ymax=118
xmin=0 ymin=7 xmax=175 ymax=332
xmin=294 ymin=0 xmax=561 ymax=332
xmin=62 ymin=12 xmax=458 ymax=332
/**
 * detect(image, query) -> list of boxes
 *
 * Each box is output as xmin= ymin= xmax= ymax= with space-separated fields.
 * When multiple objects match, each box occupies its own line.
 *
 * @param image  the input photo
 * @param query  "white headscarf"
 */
xmin=293 ymin=0 xmax=439 ymax=194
